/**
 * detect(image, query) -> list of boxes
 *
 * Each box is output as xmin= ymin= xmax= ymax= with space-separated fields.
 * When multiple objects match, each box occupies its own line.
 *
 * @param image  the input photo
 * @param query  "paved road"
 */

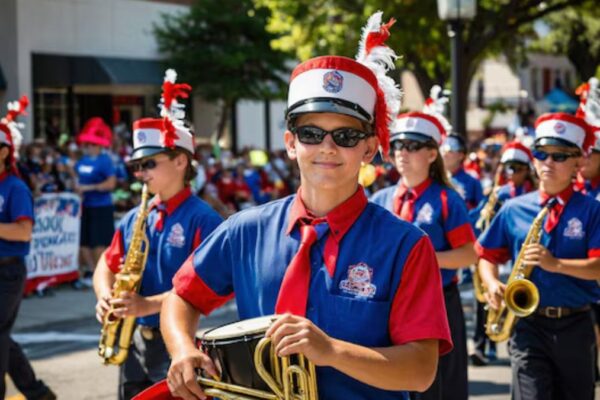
xmin=3 ymin=284 xmax=597 ymax=399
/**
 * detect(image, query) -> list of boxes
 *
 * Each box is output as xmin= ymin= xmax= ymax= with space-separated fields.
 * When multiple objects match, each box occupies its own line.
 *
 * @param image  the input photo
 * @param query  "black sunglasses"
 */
xmin=291 ymin=125 xmax=371 ymax=148
xmin=532 ymin=150 xmax=580 ymax=163
xmin=503 ymin=163 xmax=528 ymax=173
xmin=129 ymin=159 xmax=160 ymax=172
xmin=391 ymin=140 xmax=433 ymax=153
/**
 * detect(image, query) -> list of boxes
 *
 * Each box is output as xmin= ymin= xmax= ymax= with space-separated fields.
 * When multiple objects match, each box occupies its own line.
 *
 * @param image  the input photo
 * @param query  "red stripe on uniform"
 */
xmin=446 ymin=223 xmax=476 ymax=249
xmin=474 ymin=242 xmax=510 ymax=265
xmin=588 ymin=249 xmax=600 ymax=258
xmin=172 ymin=255 xmax=233 ymax=316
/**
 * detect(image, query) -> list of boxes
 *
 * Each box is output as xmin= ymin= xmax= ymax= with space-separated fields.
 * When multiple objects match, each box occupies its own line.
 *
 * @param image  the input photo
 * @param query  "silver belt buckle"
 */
xmin=544 ymin=306 xmax=562 ymax=318
xmin=139 ymin=326 xmax=155 ymax=340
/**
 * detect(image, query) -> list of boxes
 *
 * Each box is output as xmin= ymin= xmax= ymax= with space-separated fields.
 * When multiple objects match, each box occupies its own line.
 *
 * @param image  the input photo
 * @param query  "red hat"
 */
xmin=390 ymin=111 xmax=448 ymax=146
xmin=286 ymin=12 xmax=401 ymax=156
xmin=575 ymin=77 xmax=600 ymax=152
xmin=0 ymin=95 xmax=29 ymax=173
xmin=77 ymin=117 xmax=112 ymax=148
xmin=534 ymin=112 xmax=595 ymax=153
xmin=131 ymin=69 xmax=194 ymax=161
xmin=500 ymin=141 xmax=533 ymax=164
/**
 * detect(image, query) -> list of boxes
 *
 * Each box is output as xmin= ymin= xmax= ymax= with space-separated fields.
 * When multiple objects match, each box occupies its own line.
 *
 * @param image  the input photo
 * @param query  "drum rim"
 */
xmin=201 ymin=315 xmax=276 ymax=341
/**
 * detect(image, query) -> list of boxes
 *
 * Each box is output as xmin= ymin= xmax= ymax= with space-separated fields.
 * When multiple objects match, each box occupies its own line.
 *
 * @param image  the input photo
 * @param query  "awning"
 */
xmin=33 ymin=53 xmax=164 ymax=87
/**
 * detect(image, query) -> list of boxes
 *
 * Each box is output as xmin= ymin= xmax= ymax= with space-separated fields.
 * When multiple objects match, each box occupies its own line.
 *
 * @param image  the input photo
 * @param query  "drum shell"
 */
xmin=201 ymin=331 xmax=272 ymax=391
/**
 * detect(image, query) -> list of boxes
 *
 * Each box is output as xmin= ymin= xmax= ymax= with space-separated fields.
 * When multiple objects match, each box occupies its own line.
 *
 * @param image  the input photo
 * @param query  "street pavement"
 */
xmin=3 ymin=283 xmax=597 ymax=399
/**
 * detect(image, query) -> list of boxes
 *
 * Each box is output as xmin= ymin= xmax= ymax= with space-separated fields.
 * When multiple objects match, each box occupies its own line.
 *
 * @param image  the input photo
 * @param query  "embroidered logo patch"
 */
xmin=137 ymin=131 xmax=147 ymax=143
xmin=167 ymin=223 xmax=186 ymax=248
xmin=322 ymin=70 xmax=344 ymax=93
xmin=563 ymin=217 xmax=584 ymax=239
xmin=416 ymin=202 xmax=434 ymax=224
xmin=339 ymin=263 xmax=376 ymax=299
xmin=553 ymin=122 xmax=566 ymax=134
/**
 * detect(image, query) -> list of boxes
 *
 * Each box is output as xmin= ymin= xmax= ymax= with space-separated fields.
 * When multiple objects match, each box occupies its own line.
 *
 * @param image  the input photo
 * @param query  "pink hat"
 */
xmin=77 ymin=117 xmax=112 ymax=148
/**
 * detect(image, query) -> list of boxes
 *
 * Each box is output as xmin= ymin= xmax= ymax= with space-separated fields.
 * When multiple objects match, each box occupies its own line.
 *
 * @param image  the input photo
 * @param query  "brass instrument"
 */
xmin=472 ymin=265 xmax=487 ymax=303
xmin=199 ymin=337 xmax=318 ymax=400
xmin=98 ymin=184 xmax=151 ymax=365
xmin=485 ymin=202 xmax=552 ymax=342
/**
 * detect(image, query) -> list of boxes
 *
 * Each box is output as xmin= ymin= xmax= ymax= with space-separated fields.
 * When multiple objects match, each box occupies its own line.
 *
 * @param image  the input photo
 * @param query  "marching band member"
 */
xmin=577 ymin=77 xmax=600 ymax=201
xmin=0 ymin=97 xmax=55 ymax=400
xmin=371 ymin=110 xmax=476 ymax=400
xmin=469 ymin=140 xmax=536 ymax=366
xmin=477 ymin=112 xmax=600 ymax=400
xmin=93 ymin=70 xmax=223 ymax=400
xmin=441 ymin=134 xmax=483 ymax=210
xmin=160 ymin=12 xmax=452 ymax=400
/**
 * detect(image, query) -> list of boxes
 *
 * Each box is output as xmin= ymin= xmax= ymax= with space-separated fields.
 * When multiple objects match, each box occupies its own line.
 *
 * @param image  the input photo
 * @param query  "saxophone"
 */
xmin=98 ymin=184 xmax=151 ymax=365
xmin=485 ymin=201 xmax=553 ymax=342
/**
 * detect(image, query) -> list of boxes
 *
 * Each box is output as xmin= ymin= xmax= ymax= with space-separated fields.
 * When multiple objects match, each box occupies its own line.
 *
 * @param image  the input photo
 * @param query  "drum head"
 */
xmin=202 ymin=315 xmax=276 ymax=342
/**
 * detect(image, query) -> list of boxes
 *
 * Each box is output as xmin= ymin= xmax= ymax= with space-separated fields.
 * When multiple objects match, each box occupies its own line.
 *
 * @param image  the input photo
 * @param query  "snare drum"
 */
xmin=201 ymin=315 xmax=277 ymax=391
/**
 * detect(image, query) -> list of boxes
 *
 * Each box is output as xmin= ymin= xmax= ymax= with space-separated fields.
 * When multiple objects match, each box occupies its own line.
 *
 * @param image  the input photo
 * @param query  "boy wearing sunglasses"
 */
xmin=371 ymin=111 xmax=477 ymax=400
xmin=477 ymin=112 xmax=600 ymax=400
xmin=92 ymin=71 xmax=223 ymax=400
xmin=159 ymin=13 xmax=451 ymax=400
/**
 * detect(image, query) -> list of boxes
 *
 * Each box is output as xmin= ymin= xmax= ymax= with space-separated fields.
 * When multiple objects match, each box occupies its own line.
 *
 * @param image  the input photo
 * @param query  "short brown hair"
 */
xmin=165 ymin=148 xmax=197 ymax=184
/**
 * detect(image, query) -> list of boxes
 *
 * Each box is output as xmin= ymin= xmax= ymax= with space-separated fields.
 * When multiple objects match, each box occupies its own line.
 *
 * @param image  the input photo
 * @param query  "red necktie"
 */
xmin=544 ymin=199 xmax=561 ymax=233
xmin=275 ymin=223 xmax=318 ymax=316
xmin=399 ymin=191 xmax=415 ymax=222
xmin=155 ymin=205 xmax=167 ymax=232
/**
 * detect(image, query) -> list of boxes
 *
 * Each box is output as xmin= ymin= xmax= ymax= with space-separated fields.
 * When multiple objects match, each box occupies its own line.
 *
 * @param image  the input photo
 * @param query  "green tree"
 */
xmin=530 ymin=1 xmax=600 ymax=81
xmin=154 ymin=0 xmax=291 ymax=140
xmin=257 ymin=0 xmax=585 ymax=131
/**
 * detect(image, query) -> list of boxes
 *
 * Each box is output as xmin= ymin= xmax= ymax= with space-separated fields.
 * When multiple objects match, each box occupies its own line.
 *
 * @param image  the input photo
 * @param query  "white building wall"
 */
xmin=269 ymin=101 xmax=287 ymax=150
xmin=10 ymin=0 xmax=187 ymax=140
xmin=236 ymin=100 xmax=266 ymax=150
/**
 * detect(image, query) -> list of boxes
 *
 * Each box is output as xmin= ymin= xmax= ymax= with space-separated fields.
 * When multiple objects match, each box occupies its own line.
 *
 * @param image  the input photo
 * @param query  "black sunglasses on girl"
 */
xmin=532 ymin=150 xmax=580 ymax=163
xmin=291 ymin=125 xmax=371 ymax=148
xmin=391 ymin=140 xmax=432 ymax=153
xmin=129 ymin=159 xmax=159 ymax=172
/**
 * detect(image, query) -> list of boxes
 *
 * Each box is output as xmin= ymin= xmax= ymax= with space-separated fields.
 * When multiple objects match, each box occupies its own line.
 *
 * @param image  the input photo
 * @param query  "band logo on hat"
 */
xmin=131 ymin=69 xmax=195 ymax=161
xmin=323 ymin=71 xmax=344 ymax=93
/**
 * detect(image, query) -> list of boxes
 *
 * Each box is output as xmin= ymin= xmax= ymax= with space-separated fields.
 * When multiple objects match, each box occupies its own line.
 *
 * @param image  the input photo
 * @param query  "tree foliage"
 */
xmin=154 ymin=0 xmax=291 ymax=137
xmin=530 ymin=1 xmax=600 ymax=81
xmin=256 ymin=0 xmax=585 ymax=117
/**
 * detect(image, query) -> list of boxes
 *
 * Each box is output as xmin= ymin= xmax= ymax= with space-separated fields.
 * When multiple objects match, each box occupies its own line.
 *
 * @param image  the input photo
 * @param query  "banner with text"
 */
xmin=24 ymin=193 xmax=81 ymax=294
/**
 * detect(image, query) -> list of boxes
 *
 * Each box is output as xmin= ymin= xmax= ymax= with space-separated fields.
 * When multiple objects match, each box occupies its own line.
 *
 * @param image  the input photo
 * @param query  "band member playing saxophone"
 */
xmin=476 ymin=112 xmax=600 ymax=400
xmin=93 ymin=70 xmax=222 ymax=399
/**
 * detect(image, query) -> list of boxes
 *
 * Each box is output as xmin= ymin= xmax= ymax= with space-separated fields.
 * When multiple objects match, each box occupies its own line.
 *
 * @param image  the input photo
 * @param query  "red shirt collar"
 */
xmin=151 ymin=187 xmax=192 ymax=215
xmin=287 ymin=187 xmax=368 ymax=242
xmin=589 ymin=176 xmax=600 ymax=190
xmin=0 ymin=171 xmax=8 ymax=182
xmin=395 ymin=178 xmax=432 ymax=201
xmin=539 ymin=184 xmax=574 ymax=207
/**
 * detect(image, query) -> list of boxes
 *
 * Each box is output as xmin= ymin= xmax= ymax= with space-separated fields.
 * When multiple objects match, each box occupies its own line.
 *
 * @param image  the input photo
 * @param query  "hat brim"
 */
xmin=129 ymin=147 xmax=167 ymax=161
xmin=287 ymin=99 xmax=371 ymax=124
xmin=390 ymin=132 xmax=435 ymax=144
xmin=534 ymin=137 xmax=579 ymax=149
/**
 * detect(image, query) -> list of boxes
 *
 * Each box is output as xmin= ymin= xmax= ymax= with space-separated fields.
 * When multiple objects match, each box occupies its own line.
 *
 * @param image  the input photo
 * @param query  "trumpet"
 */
xmin=485 ymin=202 xmax=552 ymax=342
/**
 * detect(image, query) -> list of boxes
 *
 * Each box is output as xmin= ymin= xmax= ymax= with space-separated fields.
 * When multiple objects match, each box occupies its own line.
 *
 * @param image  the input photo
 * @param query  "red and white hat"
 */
xmin=0 ymin=95 xmax=28 ymax=172
xmin=534 ymin=112 xmax=595 ymax=153
xmin=575 ymin=77 xmax=600 ymax=152
xmin=500 ymin=141 xmax=533 ymax=164
xmin=131 ymin=69 xmax=194 ymax=161
xmin=390 ymin=111 xmax=448 ymax=146
xmin=286 ymin=12 xmax=401 ymax=156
